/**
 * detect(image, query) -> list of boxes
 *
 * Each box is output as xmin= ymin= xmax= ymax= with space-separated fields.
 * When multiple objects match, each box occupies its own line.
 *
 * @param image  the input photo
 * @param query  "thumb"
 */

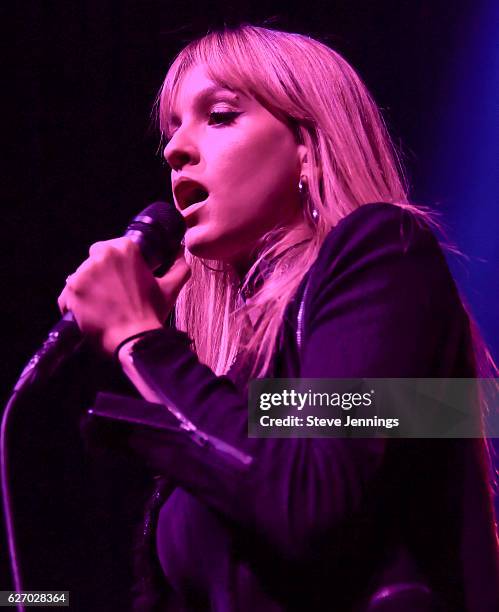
xmin=156 ymin=250 xmax=192 ymax=305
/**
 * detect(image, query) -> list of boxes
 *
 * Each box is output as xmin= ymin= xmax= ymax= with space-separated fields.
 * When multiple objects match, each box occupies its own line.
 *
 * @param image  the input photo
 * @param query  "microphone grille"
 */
xmin=126 ymin=201 xmax=186 ymax=275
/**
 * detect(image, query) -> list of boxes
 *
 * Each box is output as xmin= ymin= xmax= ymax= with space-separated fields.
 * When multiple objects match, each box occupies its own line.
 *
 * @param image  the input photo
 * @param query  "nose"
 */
xmin=163 ymin=128 xmax=200 ymax=172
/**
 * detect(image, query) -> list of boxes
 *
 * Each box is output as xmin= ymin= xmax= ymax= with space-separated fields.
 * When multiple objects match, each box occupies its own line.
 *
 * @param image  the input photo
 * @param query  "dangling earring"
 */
xmin=298 ymin=176 xmax=319 ymax=222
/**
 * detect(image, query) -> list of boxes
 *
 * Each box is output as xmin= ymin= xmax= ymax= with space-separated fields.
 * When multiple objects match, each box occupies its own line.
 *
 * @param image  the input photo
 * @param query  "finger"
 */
xmin=156 ymin=256 xmax=191 ymax=302
xmin=163 ymin=254 xmax=191 ymax=283
xmin=89 ymin=237 xmax=136 ymax=258
xmin=58 ymin=286 xmax=70 ymax=314
xmin=88 ymin=241 xmax=108 ymax=257
xmin=57 ymin=271 xmax=76 ymax=312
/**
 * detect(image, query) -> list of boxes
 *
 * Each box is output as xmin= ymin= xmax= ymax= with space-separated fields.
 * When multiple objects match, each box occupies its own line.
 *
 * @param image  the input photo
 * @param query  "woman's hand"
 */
xmin=58 ymin=237 xmax=191 ymax=354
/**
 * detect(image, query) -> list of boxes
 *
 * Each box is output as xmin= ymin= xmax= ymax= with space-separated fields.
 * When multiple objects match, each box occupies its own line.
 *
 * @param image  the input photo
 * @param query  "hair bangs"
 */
xmin=158 ymin=28 xmax=316 ymax=141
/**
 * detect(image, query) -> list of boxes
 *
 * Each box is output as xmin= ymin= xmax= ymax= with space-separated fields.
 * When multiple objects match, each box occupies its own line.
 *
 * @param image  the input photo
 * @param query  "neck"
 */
xmin=231 ymin=217 xmax=312 ymax=281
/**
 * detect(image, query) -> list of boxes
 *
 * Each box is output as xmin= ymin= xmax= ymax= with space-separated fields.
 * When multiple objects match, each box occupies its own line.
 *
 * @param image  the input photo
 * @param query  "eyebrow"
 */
xmin=168 ymin=84 xmax=240 ymax=127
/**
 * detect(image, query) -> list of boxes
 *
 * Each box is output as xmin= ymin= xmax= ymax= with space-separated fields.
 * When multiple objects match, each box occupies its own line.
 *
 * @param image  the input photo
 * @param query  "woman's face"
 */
xmin=164 ymin=64 xmax=307 ymax=271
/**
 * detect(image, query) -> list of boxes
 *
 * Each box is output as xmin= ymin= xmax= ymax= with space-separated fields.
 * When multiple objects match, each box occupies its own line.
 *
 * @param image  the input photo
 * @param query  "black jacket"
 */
xmin=88 ymin=203 xmax=499 ymax=611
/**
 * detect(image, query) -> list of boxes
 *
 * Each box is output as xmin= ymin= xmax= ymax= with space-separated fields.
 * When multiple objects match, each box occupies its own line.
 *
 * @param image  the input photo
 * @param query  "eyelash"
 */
xmin=208 ymin=111 xmax=241 ymax=125
xmin=164 ymin=111 xmax=240 ymax=147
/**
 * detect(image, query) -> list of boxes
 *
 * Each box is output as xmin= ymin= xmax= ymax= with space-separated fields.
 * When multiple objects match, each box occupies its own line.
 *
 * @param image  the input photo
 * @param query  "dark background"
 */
xmin=2 ymin=1 xmax=498 ymax=609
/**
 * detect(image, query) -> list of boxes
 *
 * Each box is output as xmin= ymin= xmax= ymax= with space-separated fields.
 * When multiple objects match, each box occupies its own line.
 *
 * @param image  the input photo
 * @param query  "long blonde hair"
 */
xmin=157 ymin=25 xmax=496 ymax=386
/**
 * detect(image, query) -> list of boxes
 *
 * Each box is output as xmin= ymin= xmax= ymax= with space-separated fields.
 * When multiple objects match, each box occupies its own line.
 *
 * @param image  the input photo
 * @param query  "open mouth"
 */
xmin=174 ymin=180 xmax=210 ymax=211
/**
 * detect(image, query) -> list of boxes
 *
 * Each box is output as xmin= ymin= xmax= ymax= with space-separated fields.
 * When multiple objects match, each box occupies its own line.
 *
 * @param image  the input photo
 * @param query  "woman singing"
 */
xmin=59 ymin=25 xmax=499 ymax=611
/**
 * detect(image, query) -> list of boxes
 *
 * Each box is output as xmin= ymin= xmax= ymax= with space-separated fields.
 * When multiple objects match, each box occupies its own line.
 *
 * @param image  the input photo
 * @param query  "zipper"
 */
xmin=179 ymin=420 xmax=253 ymax=467
xmin=296 ymin=275 xmax=311 ymax=351
xmin=132 ymin=357 xmax=253 ymax=468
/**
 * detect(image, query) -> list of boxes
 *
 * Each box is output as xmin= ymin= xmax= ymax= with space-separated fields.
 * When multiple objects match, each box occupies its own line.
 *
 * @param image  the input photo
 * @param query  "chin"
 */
xmin=184 ymin=226 xmax=225 ymax=260
xmin=184 ymin=225 xmax=252 ymax=265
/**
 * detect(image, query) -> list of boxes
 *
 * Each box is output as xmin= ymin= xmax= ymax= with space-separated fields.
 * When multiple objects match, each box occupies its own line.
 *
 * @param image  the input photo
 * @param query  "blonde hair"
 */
xmin=157 ymin=25 xmax=497 ymax=386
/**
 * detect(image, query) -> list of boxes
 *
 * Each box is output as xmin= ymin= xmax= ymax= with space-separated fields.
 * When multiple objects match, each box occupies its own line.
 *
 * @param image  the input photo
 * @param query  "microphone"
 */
xmin=15 ymin=201 xmax=186 ymax=389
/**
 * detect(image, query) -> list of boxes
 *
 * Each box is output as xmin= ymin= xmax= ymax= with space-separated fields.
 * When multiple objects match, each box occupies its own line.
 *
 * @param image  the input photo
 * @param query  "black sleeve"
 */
xmin=90 ymin=203 xmax=466 ymax=562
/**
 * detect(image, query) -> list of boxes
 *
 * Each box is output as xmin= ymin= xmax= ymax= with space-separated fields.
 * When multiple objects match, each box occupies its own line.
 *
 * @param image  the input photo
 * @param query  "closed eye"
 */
xmin=163 ymin=111 xmax=241 ymax=146
xmin=208 ymin=111 xmax=241 ymax=126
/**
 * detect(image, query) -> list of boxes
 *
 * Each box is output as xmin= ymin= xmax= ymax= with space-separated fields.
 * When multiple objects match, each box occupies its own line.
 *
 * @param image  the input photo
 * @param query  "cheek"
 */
xmin=212 ymin=128 xmax=299 ymax=209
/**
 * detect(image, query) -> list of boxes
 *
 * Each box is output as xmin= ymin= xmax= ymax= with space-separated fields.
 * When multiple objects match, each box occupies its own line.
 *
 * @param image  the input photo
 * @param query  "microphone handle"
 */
xmin=14 ymin=311 xmax=83 ymax=391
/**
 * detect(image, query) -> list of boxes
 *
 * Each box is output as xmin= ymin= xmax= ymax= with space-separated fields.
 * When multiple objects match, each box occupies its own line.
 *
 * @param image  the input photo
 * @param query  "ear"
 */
xmin=297 ymin=143 xmax=322 ymax=185
xmin=297 ymin=143 xmax=313 ymax=185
